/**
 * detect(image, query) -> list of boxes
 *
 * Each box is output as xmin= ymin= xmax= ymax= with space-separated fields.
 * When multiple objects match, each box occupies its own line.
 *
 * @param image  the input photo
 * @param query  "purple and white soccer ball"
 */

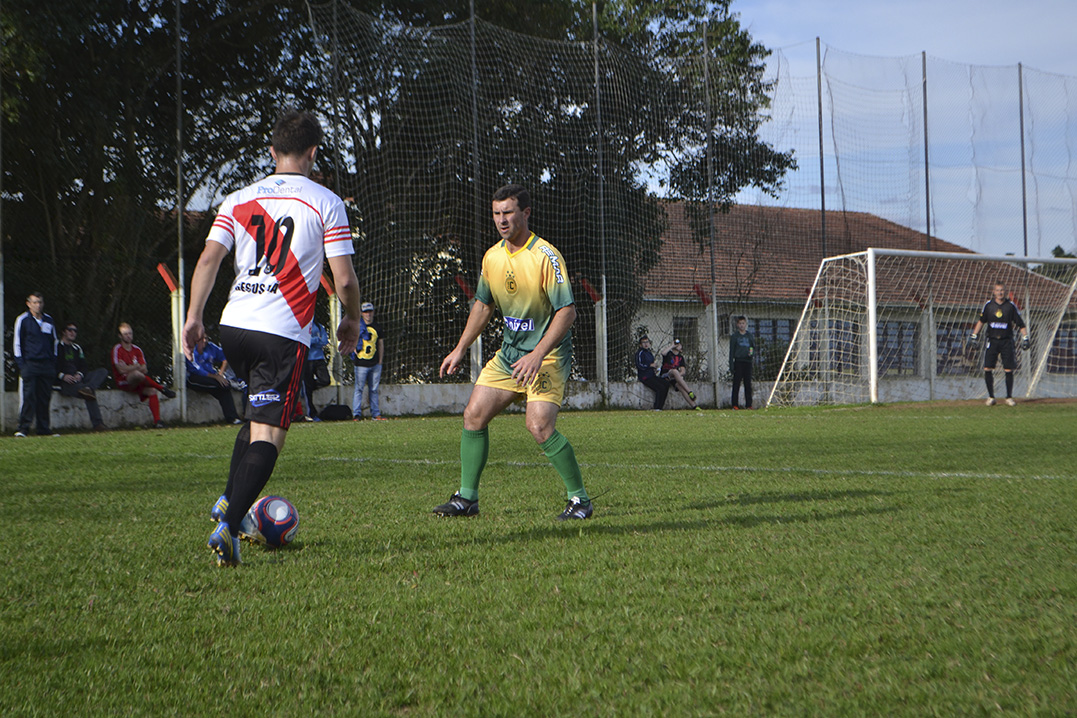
xmin=239 ymin=496 xmax=299 ymax=548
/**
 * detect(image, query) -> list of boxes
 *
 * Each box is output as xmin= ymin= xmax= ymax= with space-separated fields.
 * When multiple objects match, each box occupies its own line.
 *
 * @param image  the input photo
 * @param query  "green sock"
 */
xmin=459 ymin=427 xmax=488 ymax=501
xmin=541 ymin=430 xmax=588 ymax=502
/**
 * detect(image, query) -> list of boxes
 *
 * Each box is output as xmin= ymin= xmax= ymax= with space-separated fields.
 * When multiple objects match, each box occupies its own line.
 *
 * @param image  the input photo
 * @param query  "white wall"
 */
xmin=3 ymin=378 xmax=747 ymax=432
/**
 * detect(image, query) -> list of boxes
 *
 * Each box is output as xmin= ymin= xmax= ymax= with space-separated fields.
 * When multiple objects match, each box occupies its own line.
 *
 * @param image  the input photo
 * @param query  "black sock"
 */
xmin=1005 ymin=372 xmax=1014 ymax=398
xmin=222 ymin=441 xmax=279 ymax=534
xmin=984 ymin=371 xmax=995 ymax=397
xmin=224 ymin=421 xmax=252 ymax=501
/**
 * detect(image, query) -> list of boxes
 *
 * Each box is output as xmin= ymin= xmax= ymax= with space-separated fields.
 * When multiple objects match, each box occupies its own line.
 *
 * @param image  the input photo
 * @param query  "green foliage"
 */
xmin=1031 ymin=245 xmax=1077 ymax=285
xmin=1 ymin=0 xmax=316 ymax=384
xmin=1 ymin=404 xmax=1075 ymax=715
xmin=3 ymin=0 xmax=795 ymax=389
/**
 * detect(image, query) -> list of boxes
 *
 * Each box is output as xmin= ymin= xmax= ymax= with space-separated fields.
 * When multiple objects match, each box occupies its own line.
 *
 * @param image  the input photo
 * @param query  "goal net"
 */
xmin=767 ymin=249 xmax=1077 ymax=407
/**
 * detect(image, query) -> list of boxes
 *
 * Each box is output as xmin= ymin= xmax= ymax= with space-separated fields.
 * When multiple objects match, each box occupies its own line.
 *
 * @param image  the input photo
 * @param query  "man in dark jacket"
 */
xmin=14 ymin=292 xmax=59 ymax=436
xmin=635 ymin=335 xmax=669 ymax=410
xmin=56 ymin=322 xmax=110 ymax=431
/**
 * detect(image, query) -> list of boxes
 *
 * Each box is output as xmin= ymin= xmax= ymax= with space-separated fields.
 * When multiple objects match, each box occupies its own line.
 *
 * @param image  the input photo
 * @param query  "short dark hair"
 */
xmin=735 ymin=315 xmax=747 ymax=322
xmin=271 ymin=110 xmax=324 ymax=157
xmin=492 ymin=184 xmax=530 ymax=211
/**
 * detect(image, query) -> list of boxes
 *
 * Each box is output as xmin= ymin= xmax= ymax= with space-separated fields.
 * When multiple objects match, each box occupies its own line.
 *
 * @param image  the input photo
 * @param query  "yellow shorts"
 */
xmin=476 ymin=348 xmax=571 ymax=406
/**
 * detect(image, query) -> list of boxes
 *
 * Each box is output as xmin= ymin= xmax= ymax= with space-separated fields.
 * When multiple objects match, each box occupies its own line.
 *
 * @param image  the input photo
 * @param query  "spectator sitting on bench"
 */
xmin=186 ymin=335 xmax=243 ymax=425
xmin=635 ymin=335 xmax=669 ymax=410
xmin=56 ymin=321 xmax=109 ymax=431
xmin=111 ymin=322 xmax=175 ymax=429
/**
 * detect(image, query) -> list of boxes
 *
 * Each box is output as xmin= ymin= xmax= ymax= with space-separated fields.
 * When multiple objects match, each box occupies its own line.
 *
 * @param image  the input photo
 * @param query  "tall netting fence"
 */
xmin=6 ymin=7 xmax=1077 ymax=407
xmin=306 ymin=5 xmax=740 ymax=390
xmin=304 ymin=6 xmax=1077 ymax=401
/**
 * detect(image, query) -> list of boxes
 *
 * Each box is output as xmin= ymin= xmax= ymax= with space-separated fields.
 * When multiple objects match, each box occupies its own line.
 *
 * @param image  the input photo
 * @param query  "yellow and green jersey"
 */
xmin=475 ymin=232 xmax=574 ymax=364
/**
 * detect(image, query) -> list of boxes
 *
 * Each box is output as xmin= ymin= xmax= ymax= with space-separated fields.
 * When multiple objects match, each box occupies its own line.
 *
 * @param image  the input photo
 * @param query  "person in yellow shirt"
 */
xmin=434 ymin=184 xmax=592 ymax=520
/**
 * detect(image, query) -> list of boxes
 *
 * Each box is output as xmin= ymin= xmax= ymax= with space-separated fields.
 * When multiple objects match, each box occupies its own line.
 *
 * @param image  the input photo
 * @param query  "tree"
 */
xmin=2 ymin=0 xmax=794 ymax=389
xmin=308 ymin=0 xmax=794 ymax=382
xmin=1032 ymin=246 xmax=1077 ymax=285
xmin=1 ymin=0 xmax=322 ymax=384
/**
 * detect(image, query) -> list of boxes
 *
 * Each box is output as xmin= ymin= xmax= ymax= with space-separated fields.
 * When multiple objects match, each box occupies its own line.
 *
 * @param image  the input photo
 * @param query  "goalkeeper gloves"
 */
xmin=969 ymin=332 xmax=979 ymax=345
xmin=1021 ymin=336 xmax=1030 ymax=351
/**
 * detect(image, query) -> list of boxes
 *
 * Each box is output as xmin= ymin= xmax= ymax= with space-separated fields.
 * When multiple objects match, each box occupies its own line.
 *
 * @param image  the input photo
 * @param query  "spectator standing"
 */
xmin=970 ymin=282 xmax=1029 ymax=406
xmin=635 ymin=335 xmax=669 ymax=410
xmin=661 ymin=339 xmax=703 ymax=411
xmin=729 ymin=316 xmax=756 ymax=409
xmin=351 ymin=302 xmax=385 ymax=420
xmin=302 ymin=320 xmax=331 ymax=420
xmin=111 ymin=322 xmax=175 ymax=428
xmin=56 ymin=322 xmax=109 ymax=431
xmin=186 ymin=335 xmax=243 ymax=424
xmin=13 ymin=292 xmax=59 ymax=437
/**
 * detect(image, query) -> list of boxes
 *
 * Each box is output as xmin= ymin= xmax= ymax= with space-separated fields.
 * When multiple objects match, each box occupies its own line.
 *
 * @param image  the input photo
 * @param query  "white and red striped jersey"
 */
xmin=207 ymin=173 xmax=353 ymax=345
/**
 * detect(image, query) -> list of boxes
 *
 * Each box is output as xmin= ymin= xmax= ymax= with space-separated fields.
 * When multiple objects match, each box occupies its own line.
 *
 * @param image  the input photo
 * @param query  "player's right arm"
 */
xmin=970 ymin=316 xmax=985 ymax=343
xmin=440 ymin=299 xmax=495 ymax=377
xmin=183 ymin=240 xmax=231 ymax=360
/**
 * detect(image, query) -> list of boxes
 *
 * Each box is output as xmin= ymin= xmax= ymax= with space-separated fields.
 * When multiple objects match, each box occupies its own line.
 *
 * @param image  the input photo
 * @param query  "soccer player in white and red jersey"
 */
xmin=111 ymin=322 xmax=175 ymax=428
xmin=183 ymin=109 xmax=363 ymax=567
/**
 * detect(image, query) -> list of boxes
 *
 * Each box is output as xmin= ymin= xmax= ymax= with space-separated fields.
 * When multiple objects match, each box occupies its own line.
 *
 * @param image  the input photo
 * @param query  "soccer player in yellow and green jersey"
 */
xmin=434 ymin=184 xmax=592 ymax=520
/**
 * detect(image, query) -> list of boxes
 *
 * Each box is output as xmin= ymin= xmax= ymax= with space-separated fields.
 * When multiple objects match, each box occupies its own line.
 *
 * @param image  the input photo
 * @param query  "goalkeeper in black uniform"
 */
xmin=969 ymin=282 xmax=1030 ymax=406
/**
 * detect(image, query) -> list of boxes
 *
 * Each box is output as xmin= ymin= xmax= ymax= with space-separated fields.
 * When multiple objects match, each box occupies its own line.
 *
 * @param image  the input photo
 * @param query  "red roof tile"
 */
xmin=643 ymin=204 xmax=974 ymax=303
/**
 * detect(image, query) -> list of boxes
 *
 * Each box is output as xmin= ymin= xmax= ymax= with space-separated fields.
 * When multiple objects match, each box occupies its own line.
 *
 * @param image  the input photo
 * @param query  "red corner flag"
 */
xmin=454 ymin=274 xmax=474 ymax=300
xmin=156 ymin=263 xmax=178 ymax=292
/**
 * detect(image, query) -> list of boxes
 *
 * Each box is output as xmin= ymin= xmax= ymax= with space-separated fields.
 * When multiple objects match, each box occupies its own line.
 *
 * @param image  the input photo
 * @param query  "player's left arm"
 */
xmin=510 ymin=304 xmax=576 ymax=387
xmin=327 ymin=254 xmax=363 ymax=357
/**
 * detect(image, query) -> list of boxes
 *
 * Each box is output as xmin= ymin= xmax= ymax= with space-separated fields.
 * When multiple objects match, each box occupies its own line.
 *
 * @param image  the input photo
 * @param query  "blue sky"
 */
xmin=729 ymin=0 xmax=1077 ymax=257
xmin=734 ymin=0 xmax=1077 ymax=78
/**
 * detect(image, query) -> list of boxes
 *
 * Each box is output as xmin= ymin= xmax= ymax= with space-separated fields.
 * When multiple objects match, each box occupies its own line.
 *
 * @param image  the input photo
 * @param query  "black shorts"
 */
xmin=220 ymin=326 xmax=308 ymax=429
xmin=984 ymin=336 xmax=1017 ymax=371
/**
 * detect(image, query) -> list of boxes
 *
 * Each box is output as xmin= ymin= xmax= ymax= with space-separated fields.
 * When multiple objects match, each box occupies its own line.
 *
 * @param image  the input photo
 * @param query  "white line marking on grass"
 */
xmin=142 ymin=452 xmax=1073 ymax=482
xmin=314 ymin=455 xmax=1072 ymax=481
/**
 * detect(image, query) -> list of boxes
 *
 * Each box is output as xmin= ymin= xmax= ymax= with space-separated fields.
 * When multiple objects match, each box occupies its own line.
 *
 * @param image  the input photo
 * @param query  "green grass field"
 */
xmin=2 ymin=402 xmax=1075 ymax=716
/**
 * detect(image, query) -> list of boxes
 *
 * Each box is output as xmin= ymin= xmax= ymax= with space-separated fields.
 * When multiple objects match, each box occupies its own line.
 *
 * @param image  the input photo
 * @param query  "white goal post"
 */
xmin=767 ymin=249 xmax=1077 ymax=407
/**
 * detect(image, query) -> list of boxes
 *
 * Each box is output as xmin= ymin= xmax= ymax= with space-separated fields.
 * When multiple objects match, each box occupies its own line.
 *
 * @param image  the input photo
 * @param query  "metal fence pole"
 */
xmin=817 ymin=38 xmax=826 ymax=258
xmin=0 ymin=0 xmax=6 ymax=433
xmin=468 ymin=0 xmax=483 ymax=383
xmin=593 ymin=2 xmax=609 ymax=402
xmin=175 ymin=0 xmax=188 ymax=422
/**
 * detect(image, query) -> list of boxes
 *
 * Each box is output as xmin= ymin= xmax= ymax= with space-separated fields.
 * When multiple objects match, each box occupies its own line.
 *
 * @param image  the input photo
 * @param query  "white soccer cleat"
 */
xmin=1004 ymin=398 xmax=1016 ymax=406
xmin=985 ymin=397 xmax=996 ymax=406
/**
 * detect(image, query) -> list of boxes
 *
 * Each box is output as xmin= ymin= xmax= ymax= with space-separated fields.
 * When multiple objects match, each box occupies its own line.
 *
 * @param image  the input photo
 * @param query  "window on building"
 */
xmin=809 ymin=318 xmax=860 ymax=375
xmin=1047 ymin=321 xmax=1077 ymax=374
xmin=878 ymin=321 xmax=918 ymax=376
xmin=936 ymin=322 xmax=975 ymax=376
xmin=746 ymin=317 xmax=794 ymax=378
xmin=673 ymin=316 xmax=699 ymax=351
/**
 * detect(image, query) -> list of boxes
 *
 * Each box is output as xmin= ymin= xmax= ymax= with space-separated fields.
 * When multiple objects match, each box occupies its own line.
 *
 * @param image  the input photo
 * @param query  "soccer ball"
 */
xmin=238 ymin=496 xmax=299 ymax=548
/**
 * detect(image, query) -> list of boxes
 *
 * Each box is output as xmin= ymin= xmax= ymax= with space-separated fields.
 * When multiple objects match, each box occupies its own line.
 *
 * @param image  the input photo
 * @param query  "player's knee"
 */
xmin=526 ymin=419 xmax=553 ymax=444
xmin=462 ymin=403 xmax=490 ymax=431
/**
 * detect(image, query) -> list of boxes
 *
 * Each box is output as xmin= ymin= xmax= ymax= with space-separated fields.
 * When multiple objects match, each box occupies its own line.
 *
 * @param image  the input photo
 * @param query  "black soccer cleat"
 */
xmin=433 ymin=492 xmax=479 ymax=517
xmin=161 ymin=388 xmax=177 ymax=399
xmin=556 ymin=496 xmax=593 ymax=521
